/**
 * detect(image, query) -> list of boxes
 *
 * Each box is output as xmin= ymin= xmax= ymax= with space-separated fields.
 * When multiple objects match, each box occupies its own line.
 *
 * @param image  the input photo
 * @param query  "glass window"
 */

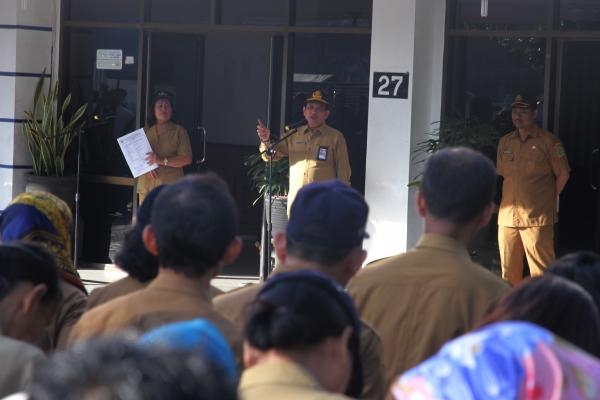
xmin=296 ymin=0 xmax=372 ymax=27
xmin=452 ymin=0 xmax=548 ymax=30
xmin=221 ymin=0 xmax=288 ymax=25
xmin=64 ymin=28 xmax=139 ymax=177
xmin=66 ymin=0 xmax=141 ymax=22
xmin=291 ymin=33 xmax=370 ymax=192
xmin=445 ymin=37 xmax=546 ymax=133
xmin=560 ymin=0 xmax=600 ymax=30
xmin=148 ymin=0 xmax=210 ymax=24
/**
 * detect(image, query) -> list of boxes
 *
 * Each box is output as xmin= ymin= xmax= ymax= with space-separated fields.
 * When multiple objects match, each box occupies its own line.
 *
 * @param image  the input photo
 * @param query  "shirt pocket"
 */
xmin=524 ymin=146 xmax=548 ymax=175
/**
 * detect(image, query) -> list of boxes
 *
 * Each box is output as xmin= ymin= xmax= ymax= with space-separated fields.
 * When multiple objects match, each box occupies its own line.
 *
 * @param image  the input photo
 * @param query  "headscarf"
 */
xmin=140 ymin=318 xmax=237 ymax=383
xmin=0 ymin=191 xmax=85 ymax=293
xmin=391 ymin=321 xmax=600 ymax=400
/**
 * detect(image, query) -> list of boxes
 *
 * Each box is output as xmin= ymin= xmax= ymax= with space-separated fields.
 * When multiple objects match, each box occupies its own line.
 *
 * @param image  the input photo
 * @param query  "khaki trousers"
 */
xmin=498 ymin=225 xmax=555 ymax=285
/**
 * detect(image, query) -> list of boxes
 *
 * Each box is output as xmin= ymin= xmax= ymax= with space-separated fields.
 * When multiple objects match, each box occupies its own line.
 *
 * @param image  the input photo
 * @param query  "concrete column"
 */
xmin=364 ymin=0 xmax=446 ymax=262
xmin=0 ymin=0 xmax=57 ymax=207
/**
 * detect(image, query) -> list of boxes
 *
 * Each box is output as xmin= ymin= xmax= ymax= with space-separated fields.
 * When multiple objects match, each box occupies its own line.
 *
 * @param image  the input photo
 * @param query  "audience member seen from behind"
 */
xmin=215 ymin=179 xmax=384 ymax=400
xmin=68 ymin=174 xmax=242 ymax=363
xmin=140 ymin=318 xmax=238 ymax=385
xmin=392 ymin=321 xmax=600 ymax=400
xmin=0 ymin=191 xmax=88 ymax=351
xmin=27 ymin=337 xmax=238 ymax=400
xmin=0 ymin=243 xmax=60 ymax=397
xmin=546 ymin=250 xmax=600 ymax=311
xmin=241 ymin=270 xmax=360 ymax=400
xmin=348 ymin=147 xmax=509 ymax=386
xmin=137 ymin=91 xmax=192 ymax=204
xmin=478 ymin=274 xmax=600 ymax=358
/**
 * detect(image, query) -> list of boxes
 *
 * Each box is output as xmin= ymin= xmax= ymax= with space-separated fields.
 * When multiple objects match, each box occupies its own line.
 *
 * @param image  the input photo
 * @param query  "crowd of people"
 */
xmin=0 ymin=144 xmax=599 ymax=399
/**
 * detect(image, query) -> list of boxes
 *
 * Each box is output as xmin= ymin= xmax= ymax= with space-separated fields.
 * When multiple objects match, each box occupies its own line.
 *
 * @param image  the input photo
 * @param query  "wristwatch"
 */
xmin=163 ymin=157 xmax=168 ymax=166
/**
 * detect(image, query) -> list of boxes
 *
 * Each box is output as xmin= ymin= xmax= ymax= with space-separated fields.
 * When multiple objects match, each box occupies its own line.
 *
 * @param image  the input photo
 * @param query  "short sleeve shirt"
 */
xmin=137 ymin=122 xmax=192 ymax=194
xmin=496 ymin=127 xmax=570 ymax=227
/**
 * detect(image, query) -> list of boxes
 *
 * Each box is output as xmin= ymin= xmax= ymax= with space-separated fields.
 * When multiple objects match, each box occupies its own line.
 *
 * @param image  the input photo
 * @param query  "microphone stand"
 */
xmin=259 ymin=126 xmax=300 ymax=280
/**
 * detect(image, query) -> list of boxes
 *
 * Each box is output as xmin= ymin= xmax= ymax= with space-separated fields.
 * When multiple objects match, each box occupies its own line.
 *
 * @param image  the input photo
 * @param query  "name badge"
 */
xmin=317 ymin=146 xmax=329 ymax=161
xmin=295 ymin=141 xmax=306 ymax=145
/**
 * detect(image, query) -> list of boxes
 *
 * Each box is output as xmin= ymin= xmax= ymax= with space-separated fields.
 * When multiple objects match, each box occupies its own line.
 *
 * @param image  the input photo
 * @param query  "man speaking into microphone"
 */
xmin=257 ymin=90 xmax=351 ymax=214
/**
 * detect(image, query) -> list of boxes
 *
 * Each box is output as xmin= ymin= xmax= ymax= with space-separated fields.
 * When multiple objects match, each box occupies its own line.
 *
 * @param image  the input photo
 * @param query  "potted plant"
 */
xmin=411 ymin=117 xmax=500 ymax=184
xmin=22 ymin=71 xmax=87 ymax=207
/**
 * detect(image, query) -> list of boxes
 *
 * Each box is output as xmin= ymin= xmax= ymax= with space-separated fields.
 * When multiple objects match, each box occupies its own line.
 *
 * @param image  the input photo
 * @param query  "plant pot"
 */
xmin=265 ymin=195 xmax=288 ymax=237
xmin=25 ymin=174 xmax=77 ymax=210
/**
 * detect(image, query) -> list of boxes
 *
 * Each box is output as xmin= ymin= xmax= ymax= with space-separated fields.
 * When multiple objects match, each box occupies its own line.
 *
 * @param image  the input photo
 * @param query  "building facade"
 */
xmin=1 ymin=0 xmax=599 ymax=269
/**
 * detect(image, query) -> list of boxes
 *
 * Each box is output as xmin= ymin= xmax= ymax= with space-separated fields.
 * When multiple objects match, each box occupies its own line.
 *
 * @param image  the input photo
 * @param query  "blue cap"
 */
xmin=287 ymin=180 xmax=369 ymax=249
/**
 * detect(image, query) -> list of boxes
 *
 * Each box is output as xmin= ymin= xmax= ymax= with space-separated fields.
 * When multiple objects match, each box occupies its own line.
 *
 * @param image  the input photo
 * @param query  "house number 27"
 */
xmin=372 ymin=72 xmax=409 ymax=99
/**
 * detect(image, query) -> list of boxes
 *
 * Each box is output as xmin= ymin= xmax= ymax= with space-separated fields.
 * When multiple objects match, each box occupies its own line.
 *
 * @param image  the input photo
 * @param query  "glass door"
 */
xmin=555 ymin=40 xmax=600 ymax=253
xmin=144 ymin=31 xmax=283 ymax=276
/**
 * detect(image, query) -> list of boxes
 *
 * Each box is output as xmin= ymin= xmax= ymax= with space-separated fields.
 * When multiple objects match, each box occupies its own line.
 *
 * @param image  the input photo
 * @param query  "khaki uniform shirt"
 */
xmin=87 ymin=277 xmax=224 ymax=311
xmin=347 ymin=234 xmax=509 ymax=388
xmin=40 ymin=280 xmax=88 ymax=352
xmin=259 ymin=124 xmax=351 ymax=208
xmin=87 ymin=276 xmax=148 ymax=310
xmin=137 ymin=122 xmax=192 ymax=195
xmin=215 ymin=267 xmax=387 ymax=400
xmin=496 ymin=126 xmax=570 ymax=227
xmin=68 ymin=272 xmax=241 ymax=364
xmin=239 ymin=360 xmax=351 ymax=400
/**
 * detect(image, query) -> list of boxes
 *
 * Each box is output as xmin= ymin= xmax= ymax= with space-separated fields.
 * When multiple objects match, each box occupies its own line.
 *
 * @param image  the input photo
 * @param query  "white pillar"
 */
xmin=0 ymin=0 xmax=57 ymax=207
xmin=364 ymin=0 xmax=446 ymax=262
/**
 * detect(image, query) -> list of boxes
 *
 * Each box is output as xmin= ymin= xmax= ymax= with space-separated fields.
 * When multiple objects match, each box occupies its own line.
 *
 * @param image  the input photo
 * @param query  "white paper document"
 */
xmin=117 ymin=128 xmax=158 ymax=178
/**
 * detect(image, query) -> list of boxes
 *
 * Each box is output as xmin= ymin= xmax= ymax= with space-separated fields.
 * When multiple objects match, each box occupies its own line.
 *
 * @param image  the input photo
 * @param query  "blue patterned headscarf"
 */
xmin=392 ymin=321 xmax=600 ymax=400
xmin=0 ymin=191 xmax=85 ymax=292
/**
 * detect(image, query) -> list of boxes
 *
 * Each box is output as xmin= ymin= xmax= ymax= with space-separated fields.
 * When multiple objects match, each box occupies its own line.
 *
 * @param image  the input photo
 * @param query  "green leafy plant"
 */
xmin=411 ymin=118 xmax=500 ymax=184
xmin=244 ymin=153 xmax=289 ymax=205
xmin=22 ymin=72 xmax=87 ymax=176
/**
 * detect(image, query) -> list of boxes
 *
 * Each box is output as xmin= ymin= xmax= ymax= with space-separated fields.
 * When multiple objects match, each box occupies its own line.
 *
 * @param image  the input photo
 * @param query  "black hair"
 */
xmin=244 ymin=271 xmax=362 ymax=397
xmin=479 ymin=274 xmax=600 ymax=357
xmin=28 ymin=336 xmax=237 ymax=400
xmin=151 ymin=173 xmax=239 ymax=277
xmin=113 ymin=226 xmax=158 ymax=282
xmin=285 ymin=238 xmax=357 ymax=266
xmin=546 ymin=250 xmax=600 ymax=312
xmin=0 ymin=242 xmax=61 ymax=304
xmin=420 ymin=147 xmax=496 ymax=224
xmin=146 ymin=92 xmax=176 ymax=127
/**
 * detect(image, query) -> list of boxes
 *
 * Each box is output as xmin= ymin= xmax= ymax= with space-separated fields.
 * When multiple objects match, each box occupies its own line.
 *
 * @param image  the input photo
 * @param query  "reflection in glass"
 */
xmin=65 ymin=28 xmax=139 ymax=177
xmin=445 ymin=37 xmax=546 ymax=135
xmin=452 ymin=0 xmax=547 ymax=30
xmin=67 ymin=0 xmax=141 ymax=22
xmin=221 ymin=0 xmax=287 ymax=25
xmin=560 ymin=0 xmax=600 ymax=30
xmin=296 ymin=0 xmax=371 ymax=27
xmin=148 ymin=0 xmax=210 ymax=24
xmin=291 ymin=33 xmax=370 ymax=192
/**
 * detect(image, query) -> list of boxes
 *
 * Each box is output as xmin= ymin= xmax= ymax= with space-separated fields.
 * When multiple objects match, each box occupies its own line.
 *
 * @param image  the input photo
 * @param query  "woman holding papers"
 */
xmin=137 ymin=91 xmax=192 ymax=204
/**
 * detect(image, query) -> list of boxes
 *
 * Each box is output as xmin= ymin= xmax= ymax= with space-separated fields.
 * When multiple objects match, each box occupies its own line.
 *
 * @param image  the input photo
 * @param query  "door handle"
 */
xmin=196 ymin=126 xmax=206 ymax=164
xmin=592 ymin=148 xmax=599 ymax=191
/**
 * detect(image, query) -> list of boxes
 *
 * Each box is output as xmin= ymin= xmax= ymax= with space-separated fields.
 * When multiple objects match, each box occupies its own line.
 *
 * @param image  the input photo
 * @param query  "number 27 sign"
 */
xmin=372 ymin=72 xmax=409 ymax=99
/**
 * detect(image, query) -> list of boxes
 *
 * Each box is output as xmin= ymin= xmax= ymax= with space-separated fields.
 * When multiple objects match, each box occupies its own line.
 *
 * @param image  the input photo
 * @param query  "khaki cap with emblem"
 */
xmin=511 ymin=94 xmax=538 ymax=111
xmin=305 ymin=89 xmax=330 ymax=107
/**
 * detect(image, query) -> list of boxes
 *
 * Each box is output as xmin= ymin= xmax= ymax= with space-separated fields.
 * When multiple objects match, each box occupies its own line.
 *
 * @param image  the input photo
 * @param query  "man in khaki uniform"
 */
xmin=348 ymin=148 xmax=509 ymax=390
xmin=215 ymin=180 xmax=386 ymax=400
xmin=69 ymin=174 xmax=243 ymax=362
xmin=257 ymin=90 xmax=351 ymax=211
xmin=497 ymin=94 xmax=571 ymax=285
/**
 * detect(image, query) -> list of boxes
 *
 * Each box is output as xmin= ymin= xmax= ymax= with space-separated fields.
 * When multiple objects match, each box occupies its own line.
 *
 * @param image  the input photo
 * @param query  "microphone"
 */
xmin=284 ymin=119 xmax=306 ymax=132
xmin=92 ymin=113 xmax=116 ymax=122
